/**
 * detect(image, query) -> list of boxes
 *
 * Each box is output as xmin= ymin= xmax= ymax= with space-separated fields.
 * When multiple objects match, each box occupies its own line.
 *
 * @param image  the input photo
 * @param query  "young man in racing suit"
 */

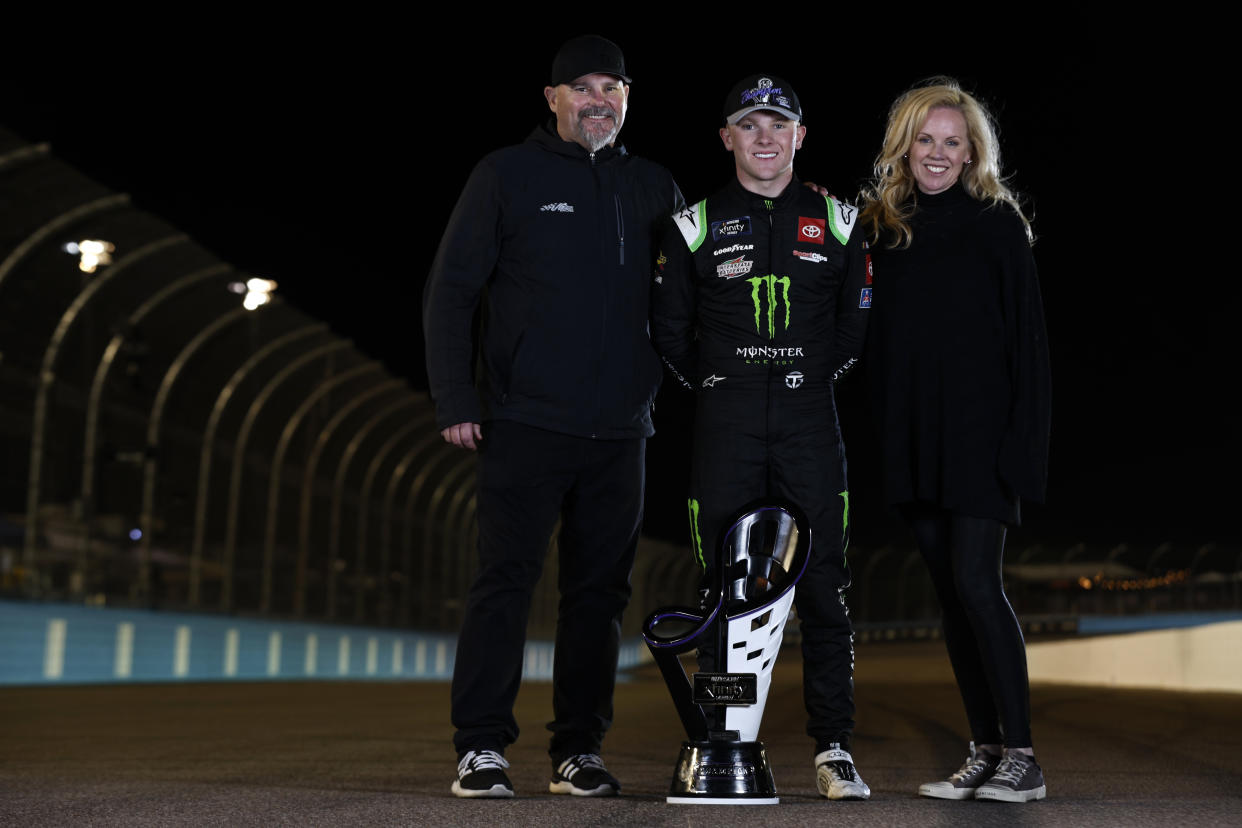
xmin=650 ymin=73 xmax=872 ymax=800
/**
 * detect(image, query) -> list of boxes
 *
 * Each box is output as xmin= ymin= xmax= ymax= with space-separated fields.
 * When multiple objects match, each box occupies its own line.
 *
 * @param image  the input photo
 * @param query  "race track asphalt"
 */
xmin=3 ymin=639 xmax=1241 ymax=827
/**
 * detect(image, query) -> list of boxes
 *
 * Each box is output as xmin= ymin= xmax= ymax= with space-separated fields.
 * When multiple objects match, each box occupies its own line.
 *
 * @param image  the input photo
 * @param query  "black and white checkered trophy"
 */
xmin=642 ymin=499 xmax=810 ymax=804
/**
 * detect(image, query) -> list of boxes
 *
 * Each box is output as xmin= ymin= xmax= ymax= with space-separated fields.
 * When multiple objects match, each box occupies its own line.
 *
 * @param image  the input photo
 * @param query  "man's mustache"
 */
xmin=579 ymin=107 xmax=616 ymax=121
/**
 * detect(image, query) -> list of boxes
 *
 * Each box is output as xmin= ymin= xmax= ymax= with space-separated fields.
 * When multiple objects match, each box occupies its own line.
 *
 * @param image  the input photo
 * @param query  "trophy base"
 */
xmin=665 ymin=739 xmax=778 ymax=805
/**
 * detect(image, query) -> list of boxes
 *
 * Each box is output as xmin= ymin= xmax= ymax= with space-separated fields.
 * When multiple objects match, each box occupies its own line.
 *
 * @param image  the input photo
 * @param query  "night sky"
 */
xmin=3 ymin=23 xmax=1232 ymax=551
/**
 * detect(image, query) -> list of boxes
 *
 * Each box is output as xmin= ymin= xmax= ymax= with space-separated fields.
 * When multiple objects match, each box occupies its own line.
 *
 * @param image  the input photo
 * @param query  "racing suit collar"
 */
xmin=727 ymin=173 xmax=802 ymax=211
xmin=529 ymin=118 xmax=628 ymax=163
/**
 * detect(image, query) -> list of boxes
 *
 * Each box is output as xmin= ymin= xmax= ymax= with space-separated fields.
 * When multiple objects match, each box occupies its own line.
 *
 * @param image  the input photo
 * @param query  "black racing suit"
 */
xmin=651 ymin=175 xmax=870 ymax=751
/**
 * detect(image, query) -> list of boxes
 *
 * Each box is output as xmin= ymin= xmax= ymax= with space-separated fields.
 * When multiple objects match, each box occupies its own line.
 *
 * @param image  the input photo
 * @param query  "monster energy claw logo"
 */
xmin=746 ymin=274 xmax=791 ymax=337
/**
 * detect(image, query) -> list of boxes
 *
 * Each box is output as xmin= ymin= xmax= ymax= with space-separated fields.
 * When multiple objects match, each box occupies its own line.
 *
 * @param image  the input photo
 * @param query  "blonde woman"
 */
xmin=860 ymin=77 xmax=1051 ymax=803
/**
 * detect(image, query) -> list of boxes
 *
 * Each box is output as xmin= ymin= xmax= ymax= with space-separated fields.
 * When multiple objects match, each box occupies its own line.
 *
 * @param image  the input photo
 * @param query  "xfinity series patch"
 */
xmin=711 ymin=216 xmax=752 ymax=240
xmin=798 ymin=216 xmax=825 ymax=245
xmin=859 ymin=287 xmax=872 ymax=308
xmin=716 ymin=256 xmax=754 ymax=279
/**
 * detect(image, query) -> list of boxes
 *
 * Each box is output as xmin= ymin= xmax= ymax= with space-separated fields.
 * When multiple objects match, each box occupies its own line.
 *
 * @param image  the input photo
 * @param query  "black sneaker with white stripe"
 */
xmin=548 ymin=754 xmax=620 ymax=796
xmin=451 ymin=750 xmax=514 ymax=798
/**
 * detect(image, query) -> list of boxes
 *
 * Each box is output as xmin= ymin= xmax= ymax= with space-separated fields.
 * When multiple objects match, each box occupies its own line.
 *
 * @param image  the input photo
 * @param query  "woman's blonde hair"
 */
xmin=859 ymin=76 xmax=1031 ymax=248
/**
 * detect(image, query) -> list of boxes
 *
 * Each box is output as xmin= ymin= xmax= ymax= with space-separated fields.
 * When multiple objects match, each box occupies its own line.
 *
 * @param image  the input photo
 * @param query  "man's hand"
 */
xmin=441 ymin=422 xmax=483 ymax=451
xmin=803 ymin=181 xmax=831 ymax=197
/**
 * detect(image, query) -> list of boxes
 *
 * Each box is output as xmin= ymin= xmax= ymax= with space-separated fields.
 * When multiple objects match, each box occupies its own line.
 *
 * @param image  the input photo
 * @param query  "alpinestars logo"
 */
xmin=716 ymin=256 xmax=754 ymax=279
xmin=747 ymin=274 xmax=791 ymax=337
xmin=540 ymin=202 xmax=575 ymax=212
xmin=702 ymin=374 xmax=726 ymax=387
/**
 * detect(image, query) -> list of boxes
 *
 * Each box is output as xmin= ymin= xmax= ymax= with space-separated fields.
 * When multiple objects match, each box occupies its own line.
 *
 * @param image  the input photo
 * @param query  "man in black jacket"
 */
xmin=423 ymin=34 xmax=683 ymax=799
xmin=650 ymin=73 xmax=871 ymax=800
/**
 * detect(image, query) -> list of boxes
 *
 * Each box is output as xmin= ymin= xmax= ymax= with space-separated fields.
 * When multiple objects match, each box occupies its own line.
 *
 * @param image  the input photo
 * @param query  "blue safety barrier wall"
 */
xmin=0 ymin=600 xmax=645 ymax=686
xmin=1076 ymin=611 xmax=1242 ymax=634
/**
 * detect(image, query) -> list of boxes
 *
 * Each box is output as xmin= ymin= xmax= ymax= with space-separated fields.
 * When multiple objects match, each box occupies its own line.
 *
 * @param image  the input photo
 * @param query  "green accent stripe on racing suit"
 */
xmin=823 ymin=194 xmax=855 ymax=246
xmin=673 ymin=200 xmax=709 ymax=253
xmin=840 ymin=489 xmax=850 ymax=564
xmin=688 ymin=497 xmax=706 ymax=570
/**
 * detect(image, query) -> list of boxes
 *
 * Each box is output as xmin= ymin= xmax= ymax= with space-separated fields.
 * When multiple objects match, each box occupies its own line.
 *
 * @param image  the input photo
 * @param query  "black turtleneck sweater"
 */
xmin=866 ymin=184 xmax=1050 ymax=525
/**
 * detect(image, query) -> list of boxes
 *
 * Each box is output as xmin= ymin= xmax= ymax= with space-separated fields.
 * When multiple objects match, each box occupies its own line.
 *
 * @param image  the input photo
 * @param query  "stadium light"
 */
xmin=63 ymin=239 xmax=115 ymax=273
xmin=228 ymin=277 xmax=278 ymax=310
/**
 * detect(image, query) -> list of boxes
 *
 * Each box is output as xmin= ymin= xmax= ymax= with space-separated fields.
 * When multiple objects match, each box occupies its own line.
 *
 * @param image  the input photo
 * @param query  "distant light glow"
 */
xmin=231 ymin=277 xmax=278 ymax=311
xmin=243 ymin=291 xmax=272 ymax=310
xmin=128 ymin=528 xmax=143 ymax=541
xmin=64 ymin=239 xmax=115 ymax=273
xmin=1079 ymin=569 xmax=1189 ymax=591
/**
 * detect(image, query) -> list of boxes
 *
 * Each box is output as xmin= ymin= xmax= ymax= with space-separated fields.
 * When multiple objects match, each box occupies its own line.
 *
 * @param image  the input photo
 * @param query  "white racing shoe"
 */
xmin=815 ymin=743 xmax=871 ymax=800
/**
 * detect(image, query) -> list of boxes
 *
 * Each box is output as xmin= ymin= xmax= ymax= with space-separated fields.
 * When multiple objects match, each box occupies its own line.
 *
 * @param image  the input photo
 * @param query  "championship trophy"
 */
xmin=642 ymin=499 xmax=810 ymax=804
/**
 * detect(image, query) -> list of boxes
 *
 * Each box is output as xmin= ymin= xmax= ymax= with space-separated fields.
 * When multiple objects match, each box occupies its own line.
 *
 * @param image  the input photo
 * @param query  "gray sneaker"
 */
xmin=815 ymin=743 xmax=871 ymax=800
xmin=919 ymin=742 xmax=1001 ymax=800
xmin=975 ymin=751 xmax=1046 ymax=802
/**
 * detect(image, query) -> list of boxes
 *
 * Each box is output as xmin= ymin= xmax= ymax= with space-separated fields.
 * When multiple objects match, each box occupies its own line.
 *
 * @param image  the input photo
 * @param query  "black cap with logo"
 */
xmin=549 ymin=35 xmax=631 ymax=86
xmin=723 ymin=74 xmax=802 ymax=125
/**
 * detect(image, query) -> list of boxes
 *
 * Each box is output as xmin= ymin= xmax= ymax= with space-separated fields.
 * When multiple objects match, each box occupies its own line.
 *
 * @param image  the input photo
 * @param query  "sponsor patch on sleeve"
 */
xmin=824 ymin=196 xmax=857 ymax=245
xmin=859 ymin=287 xmax=872 ymax=308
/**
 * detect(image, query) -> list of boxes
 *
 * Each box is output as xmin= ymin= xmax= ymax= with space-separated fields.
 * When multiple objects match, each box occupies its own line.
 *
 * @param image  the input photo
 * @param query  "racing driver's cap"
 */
xmin=550 ymin=34 xmax=631 ymax=86
xmin=724 ymin=74 xmax=802 ymax=125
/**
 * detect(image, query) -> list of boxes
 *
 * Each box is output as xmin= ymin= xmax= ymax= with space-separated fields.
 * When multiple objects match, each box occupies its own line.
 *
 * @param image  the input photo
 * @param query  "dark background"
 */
xmin=3 ymin=24 xmax=1231 ymax=551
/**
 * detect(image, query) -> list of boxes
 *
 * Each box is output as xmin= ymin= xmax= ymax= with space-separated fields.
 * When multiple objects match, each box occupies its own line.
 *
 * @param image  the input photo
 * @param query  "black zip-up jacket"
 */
xmin=651 ymin=176 xmax=869 ymax=392
xmin=423 ymin=121 xmax=684 ymax=439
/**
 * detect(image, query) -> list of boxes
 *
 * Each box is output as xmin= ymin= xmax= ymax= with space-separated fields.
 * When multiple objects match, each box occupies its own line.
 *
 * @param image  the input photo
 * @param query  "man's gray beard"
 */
xmin=576 ymin=115 xmax=621 ymax=152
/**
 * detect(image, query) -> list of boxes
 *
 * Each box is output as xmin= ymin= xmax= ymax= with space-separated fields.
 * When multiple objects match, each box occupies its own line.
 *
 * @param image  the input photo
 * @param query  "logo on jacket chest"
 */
xmin=711 ymin=216 xmax=752 ymax=240
xmin=792 ymin=249 xmax=828 ymax=264
xmin=797 ymin=216 xmax=825 ymax=245
xmin=716 ymin=256 xmax=754 ymax=279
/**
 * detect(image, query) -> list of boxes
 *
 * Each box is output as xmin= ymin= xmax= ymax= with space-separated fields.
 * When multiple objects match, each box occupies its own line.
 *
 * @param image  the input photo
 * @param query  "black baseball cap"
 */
xmin=549 ymin=34 xmax=631 ymax=86
xmin=723 ymin=74 xmax=802 ymax=124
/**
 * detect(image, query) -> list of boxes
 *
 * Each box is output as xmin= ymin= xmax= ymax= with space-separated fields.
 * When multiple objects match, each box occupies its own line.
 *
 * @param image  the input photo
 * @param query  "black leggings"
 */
xmin=901 ymin=502 xmax=1032 ymax=748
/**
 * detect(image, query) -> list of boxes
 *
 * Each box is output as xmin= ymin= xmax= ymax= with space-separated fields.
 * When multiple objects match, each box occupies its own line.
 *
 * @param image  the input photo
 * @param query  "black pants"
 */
xmin=689 ymin=383 xmax=856 ymax=753
xmin=901 ymin=502 xmax=1033 ymax=748
xmin=451 ymin=420 xmax=644 ymax=762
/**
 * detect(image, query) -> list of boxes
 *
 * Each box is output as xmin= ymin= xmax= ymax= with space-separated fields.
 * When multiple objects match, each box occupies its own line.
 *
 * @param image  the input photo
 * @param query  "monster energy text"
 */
xmin=737 ymin=346 xmax=804 ymax=360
